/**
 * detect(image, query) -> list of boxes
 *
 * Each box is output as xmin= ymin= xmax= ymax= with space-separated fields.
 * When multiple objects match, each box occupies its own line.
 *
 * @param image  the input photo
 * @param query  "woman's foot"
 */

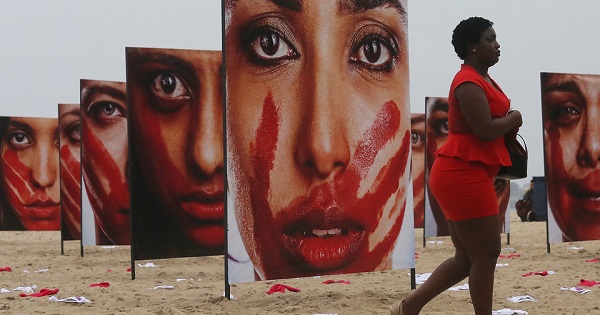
xmin=389 ymin=300 xmax=403 ymax=315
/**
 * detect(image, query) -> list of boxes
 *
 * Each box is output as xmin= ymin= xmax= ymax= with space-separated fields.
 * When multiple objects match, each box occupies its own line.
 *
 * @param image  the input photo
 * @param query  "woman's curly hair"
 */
xmin=452 ymin=17 xmax=493 ymax=60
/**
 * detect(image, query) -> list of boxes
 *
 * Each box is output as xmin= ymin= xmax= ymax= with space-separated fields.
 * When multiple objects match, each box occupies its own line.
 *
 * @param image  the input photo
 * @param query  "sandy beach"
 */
xmin=1 ymin=210 xmax=599 ymax=315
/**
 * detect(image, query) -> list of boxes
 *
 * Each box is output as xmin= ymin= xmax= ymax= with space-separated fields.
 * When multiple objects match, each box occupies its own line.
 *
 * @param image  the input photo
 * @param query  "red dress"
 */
xmin=429 ymin=64 xmax=511 ymax=221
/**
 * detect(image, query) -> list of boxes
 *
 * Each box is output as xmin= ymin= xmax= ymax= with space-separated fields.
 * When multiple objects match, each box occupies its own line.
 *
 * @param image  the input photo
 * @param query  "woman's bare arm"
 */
xmin=455 ymin=82 xmax=522 ymax=141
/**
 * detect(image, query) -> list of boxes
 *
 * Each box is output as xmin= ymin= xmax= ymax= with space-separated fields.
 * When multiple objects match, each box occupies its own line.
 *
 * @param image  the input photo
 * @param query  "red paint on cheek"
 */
xmin=248 ymin=95 xmax=409 ymax=278
xmin=546 ymin=130 xmax=573 ymax=234
xmin=81 ymin=119 xmax=129 ymax=244
xmin=135 ymin=104 xmax=182 ymax=189
xmin=82 ymin=125 xmax=129 ymax=208
xmin=336 ymin=102 xmax=409 ymax=271
xmin=413 ymin=170 xmax=425 ymax=228
xmin=1 ymin=148 xmax=61 ymax=230
xmin=252 ymin=91 xmax=279 ymax=187
xmin=248 ymin=91 xmax=280 ymax=268
xmin=60 ymin=144 xmax=81 ymax=238
xmin=1 ymin=149 xmax=33 ymax=205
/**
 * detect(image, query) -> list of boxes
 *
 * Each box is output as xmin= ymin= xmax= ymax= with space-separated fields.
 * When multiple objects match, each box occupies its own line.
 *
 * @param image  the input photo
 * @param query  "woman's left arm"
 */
xmin=455 ymin=83 xmax=523 ymax=141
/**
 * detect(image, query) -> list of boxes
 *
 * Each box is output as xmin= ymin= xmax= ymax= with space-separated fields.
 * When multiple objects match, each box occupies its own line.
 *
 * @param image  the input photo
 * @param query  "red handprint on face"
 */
xmin=81 ymin=120 xmax=130 ymax=245
xmin=248 ymin=92 xmax=409 ymax=279
xmin=1 ymin=149 xmax=60 ymax=230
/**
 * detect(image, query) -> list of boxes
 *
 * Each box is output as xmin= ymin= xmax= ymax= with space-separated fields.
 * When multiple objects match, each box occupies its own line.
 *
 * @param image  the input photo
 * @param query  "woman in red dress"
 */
xmin=391 ymin=16 xmax=523 ymax=315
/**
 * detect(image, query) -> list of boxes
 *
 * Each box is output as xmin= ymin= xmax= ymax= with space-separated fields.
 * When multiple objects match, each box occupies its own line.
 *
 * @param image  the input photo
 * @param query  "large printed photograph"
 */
xmin=225 ymin=0 xmax=414 ymax=282
xmin=127 ymin=47 xmax=224 ymax=260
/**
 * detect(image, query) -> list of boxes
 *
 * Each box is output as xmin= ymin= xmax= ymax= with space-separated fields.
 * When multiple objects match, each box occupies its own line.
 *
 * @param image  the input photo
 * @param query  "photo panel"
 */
xmin=80 ymin=80 xmax=130 ymax=246
xmin=126 ymin=47 xmax=224 ymax=260
xmin=0 ymin=116 xmax=60 ymax=231
xmin=423 ymin=97 xmax=510 ymax=238
xmin=411 ymin=113 xmax=426 ymax=228
xmin=58 ymin=104 xmax=82 ymax=240
xmin=541 ymin=72 xmax=600 ymax=243
xmin=225 ymin=0 xmax=414 ymax=283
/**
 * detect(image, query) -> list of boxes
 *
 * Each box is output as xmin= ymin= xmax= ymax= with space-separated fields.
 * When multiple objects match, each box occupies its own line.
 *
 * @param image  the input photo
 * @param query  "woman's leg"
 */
xmin=451 ymin=214 xmax=501 ymax=314
xmin=400 ymin=215 xmax=500 ymax=315
xmin=400 ymin=220 xmax=471 ymax=315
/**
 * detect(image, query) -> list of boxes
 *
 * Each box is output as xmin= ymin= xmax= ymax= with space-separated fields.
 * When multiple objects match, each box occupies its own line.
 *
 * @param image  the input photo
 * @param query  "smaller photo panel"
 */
xmin=0 ymin=116 xmax=60 ymax=231
xmin=58 ymin=104 xmax=82 ymax=240
xmin=126 ymin=47 xmax=224 ymax=260
xmin=411 ymin=113 xmax=426 ymax=228
xmin=541 ymin=72 xmax=600 ymax=243
xmin=423 ymin=97 xmax=510 ymax=237
xmin=80 ymin=80 xmax=130 ymax=245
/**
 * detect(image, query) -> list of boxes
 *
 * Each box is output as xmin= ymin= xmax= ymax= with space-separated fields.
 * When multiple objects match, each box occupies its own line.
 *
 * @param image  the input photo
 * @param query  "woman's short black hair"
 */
xmin=452 ymin=16 xmax=493 ymax=60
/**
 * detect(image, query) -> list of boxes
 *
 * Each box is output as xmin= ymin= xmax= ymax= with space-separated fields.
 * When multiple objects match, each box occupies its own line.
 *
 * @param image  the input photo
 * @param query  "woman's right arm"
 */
xmin=455 ymin=82 xmax=522 ymax=141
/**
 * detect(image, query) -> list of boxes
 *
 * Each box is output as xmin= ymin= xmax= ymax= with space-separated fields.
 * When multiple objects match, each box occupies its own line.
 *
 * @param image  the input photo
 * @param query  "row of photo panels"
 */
xmin=1 ymin=0 xmax=599 ymax=285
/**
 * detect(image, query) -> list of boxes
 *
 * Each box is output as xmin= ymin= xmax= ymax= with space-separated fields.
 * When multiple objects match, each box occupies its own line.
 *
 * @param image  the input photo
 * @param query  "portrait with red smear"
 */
xmin=225 ymin=0 xmax=414 ymax=282
xmin=80 ymin=80 xmax=130 ymax=245
xmin=127 ymin=47 xmax=224 ymax=259
xmin=58 ymin=104 xmax=82 ymax=240
xmin=0 ymin=117 xmax=60 ymax=231
xmin=542 ymin=72 xmax=600 ymax=242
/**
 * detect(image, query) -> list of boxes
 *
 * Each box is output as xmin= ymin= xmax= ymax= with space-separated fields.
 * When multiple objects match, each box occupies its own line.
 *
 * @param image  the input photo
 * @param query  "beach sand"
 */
xmin=1 ymin=210 xmax=599 ymax=314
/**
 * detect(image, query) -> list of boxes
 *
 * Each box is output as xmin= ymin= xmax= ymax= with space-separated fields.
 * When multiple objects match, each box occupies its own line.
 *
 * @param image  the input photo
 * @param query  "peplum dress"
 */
xmin=429 ymin=64 xmax=511 ymax=221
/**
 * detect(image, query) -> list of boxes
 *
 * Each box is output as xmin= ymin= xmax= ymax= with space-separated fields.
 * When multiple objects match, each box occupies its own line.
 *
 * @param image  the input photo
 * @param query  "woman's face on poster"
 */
xmin=81 ymin=80 xmax=130 ymax=244
xmin=127 ymin=48 xmax=224 ymax=249
xmin=542 ymin=73 xmax=600 ymax=241
xmin=59 ymin=104 xmax=81 ymax=238
xmin=226 ymin=0 xmax=410 ymax=279
xmin=1 ymin=117 xmax=60 ymax=230
xmin=411 ymin=113 xmax=425 ymax=228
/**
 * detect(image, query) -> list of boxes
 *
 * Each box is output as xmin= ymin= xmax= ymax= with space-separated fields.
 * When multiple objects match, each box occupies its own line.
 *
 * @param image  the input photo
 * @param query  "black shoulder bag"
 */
xmin=496 ymin=134 xmax=527 ymax=180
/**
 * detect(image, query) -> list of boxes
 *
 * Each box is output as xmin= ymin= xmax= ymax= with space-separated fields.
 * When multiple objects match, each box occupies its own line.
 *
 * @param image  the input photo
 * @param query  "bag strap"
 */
xmin=516 ymin=134 xmax=527 ymax=153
